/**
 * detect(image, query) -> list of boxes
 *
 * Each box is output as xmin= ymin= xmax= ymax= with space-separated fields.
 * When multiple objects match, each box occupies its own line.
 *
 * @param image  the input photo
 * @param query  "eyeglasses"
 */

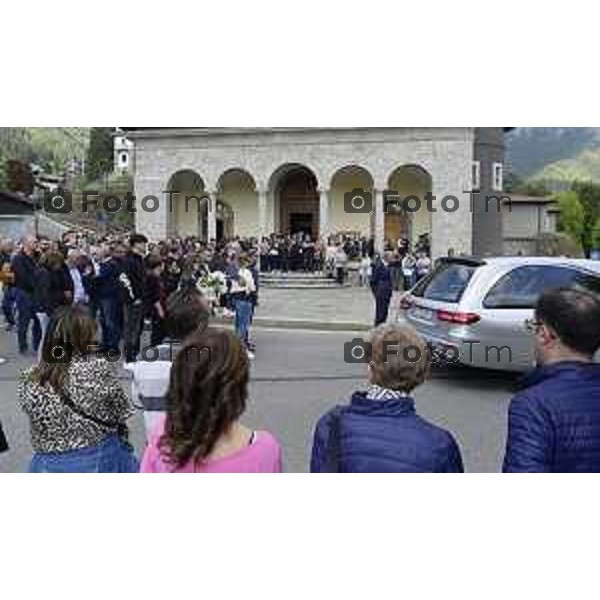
xmin=525 ymin=318 xmax=543 ymax=333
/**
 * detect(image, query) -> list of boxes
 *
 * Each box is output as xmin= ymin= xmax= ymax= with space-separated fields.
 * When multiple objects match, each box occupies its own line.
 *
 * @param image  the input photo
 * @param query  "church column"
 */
xmin=375 ymin=188 xmax=385 ymax=255
xmin=319 ymin=188 xmax=330 ymax=240
xmin=257 ymin=188 xmax=268 ymax=240
xmin=206 ymin=190 xmax=218 ymax=242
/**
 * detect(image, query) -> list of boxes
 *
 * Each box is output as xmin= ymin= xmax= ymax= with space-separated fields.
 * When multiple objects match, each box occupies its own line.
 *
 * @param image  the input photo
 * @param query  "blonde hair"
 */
xmin=369 ymin=324 xmax=430 ymax=392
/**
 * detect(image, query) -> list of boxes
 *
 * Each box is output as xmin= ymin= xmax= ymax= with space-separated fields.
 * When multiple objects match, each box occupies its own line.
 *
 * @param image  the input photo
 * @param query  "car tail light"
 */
xmin=437 ymin=310 xmax=481 ymax=325
xmin=400 ymin=295 xmax=414 ymax=310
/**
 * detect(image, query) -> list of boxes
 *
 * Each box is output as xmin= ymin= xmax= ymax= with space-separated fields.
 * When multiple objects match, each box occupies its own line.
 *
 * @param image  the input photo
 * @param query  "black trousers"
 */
xmin=123 ymin=302 xmax=145 ymax=362
xmin=375 ymin=294 xmax=392 ymax=326
xmin=150 ymin=317 xmax=166 ymax=348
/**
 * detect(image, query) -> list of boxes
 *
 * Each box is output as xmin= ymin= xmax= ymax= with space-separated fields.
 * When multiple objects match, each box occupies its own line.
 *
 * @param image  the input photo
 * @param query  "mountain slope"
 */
xmin=0 ymin=127 xmax=89 ymax=171
xmin=507 ymin=128 xmax=600 ymax=183
xmin=27 ymin=127 xmax=89 ymax=168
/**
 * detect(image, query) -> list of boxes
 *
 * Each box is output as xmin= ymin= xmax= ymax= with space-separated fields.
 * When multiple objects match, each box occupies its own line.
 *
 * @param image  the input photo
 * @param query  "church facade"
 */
xmin=123 ymin=127 xmax=509 ymax=258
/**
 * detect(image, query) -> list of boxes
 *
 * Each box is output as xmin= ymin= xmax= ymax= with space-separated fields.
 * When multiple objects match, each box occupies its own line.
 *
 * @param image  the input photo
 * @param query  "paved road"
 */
xmin=0 ymin=328 xmax=516 ymax=473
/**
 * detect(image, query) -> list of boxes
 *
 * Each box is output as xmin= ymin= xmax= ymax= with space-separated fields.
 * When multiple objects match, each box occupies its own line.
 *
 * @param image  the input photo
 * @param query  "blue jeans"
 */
xmin=98 ymin=297 xmax=121 ymax=352
xmin=15 ymin=289 xmax=41 ymax=353
xmin=2 ymin=285 xmax=16 ymax=326
xmin=234 ymin=298 xmax=252 ymax=347
xmin=28 ymin=435 xmax=139 ymax=473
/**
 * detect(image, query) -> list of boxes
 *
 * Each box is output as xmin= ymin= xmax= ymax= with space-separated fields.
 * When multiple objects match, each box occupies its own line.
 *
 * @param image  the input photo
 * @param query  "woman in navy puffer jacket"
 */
xmin=311 ymin=324 xmax=464 ymax=473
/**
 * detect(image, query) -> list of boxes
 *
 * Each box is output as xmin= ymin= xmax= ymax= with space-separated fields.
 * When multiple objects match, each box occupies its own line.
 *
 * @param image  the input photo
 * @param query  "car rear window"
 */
xmin=483 ymin=265 xmax=600 ymax=309
xmin=412 ymin=262 xmax=478 ymax=303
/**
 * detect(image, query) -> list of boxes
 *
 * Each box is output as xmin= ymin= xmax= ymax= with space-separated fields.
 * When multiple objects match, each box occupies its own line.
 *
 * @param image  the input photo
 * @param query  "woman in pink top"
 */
xmin=141 ymin=327 xmax=282 ymax=473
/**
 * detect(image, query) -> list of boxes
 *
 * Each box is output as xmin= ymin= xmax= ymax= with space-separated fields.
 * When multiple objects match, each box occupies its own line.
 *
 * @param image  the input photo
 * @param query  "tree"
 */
xmin=572 ymin=181 xmax=600 ymax=255
xmin=86 ymin=127 xmax=114 ymax=182
xmin=556 ymin=190 xmax=585 ymax=249
xmin=0 ymin=127 xmax=33 ymax=189
xmin=504 ymin=171 xmax=551 ymax=197
xmin=6 ymin=160 xmax=34 ymax=194
xmin=592 ymin=218 xmax=600 ymax=250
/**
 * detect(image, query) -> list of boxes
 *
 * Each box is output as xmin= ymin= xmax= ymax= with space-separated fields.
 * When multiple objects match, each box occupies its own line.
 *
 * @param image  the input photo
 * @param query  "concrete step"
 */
xmin=260 ymin=272 xmax=354 ymax=289
xmin=261 ymin=272 xmax=329 ymax=279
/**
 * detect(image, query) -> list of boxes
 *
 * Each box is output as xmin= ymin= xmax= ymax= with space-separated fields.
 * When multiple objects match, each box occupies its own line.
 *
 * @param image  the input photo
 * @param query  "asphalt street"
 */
xmin=0 ymin=328 xmax=517 ymax=473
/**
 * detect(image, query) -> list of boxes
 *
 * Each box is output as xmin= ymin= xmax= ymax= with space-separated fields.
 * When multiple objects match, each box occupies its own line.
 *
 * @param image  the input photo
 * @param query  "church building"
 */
xmin=123 ymin=127 xmax=511 ymax=258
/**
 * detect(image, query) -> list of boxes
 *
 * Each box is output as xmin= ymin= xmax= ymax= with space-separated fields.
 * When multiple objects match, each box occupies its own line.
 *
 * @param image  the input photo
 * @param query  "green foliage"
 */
xmin=28 ymin=128 xmax=89 ymax=172
xmin=507 ymin=128 xmax=600 ymax=179
xmin=0 ymin=158 xmax=6 ymax=189
xmin=0 ymin=128 xmax=31 ymax=189
xmin=505 ymin=172 xmax=551 ymax=197
xmin=592 ymin=218 xmax=600 ymax=250
xmin=573 ymin=181 xmax=600 ymax=253
xmin=555 ymin=182 xmax=600 ymax=255
xmin=0 ymin=128 xmax=89 ymax=188
xmin=86 ymin=128 xmax=114 ymax=183
xmin=556 ymin=190 xmax=585 ymax=247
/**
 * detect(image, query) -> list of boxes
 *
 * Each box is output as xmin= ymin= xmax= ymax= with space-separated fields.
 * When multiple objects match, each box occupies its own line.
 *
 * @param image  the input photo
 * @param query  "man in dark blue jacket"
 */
xmin=12 ymin=236 xmax=41 ymax=354
xmin=95 ymin=245 xmax=123 ymax=354
xmin=504 ymin=287 xmax=600 ymax=473
xmin=311 ymin=324 xmax=464 ymax=473
xmin=370 ymin=253 xmax=394 ymax=326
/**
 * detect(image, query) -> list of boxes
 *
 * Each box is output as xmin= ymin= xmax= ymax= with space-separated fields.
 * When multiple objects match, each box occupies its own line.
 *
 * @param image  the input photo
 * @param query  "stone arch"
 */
xmin=165 ymin=169 xmax=207 ymax=238
xmin=269 ymin=164 xmax=320 ymax=238
xmin=217 ymin=168 xmax=258 ymax=239
xmin=329 ymin=165 xmax=375 ymax=241
xmin=386 ymin=164 xmax=433 ymax=250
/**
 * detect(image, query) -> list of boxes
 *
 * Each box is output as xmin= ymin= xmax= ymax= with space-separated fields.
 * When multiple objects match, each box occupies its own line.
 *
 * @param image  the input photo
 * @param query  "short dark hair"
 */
xmin=130 ymin=234 xmax=148 ymax=246
xmin=536 ymin=288 xmax=600 ymax=356
xmin=146 ymin=255 xmax=163 ymax=271
xmin=165 ymin=287 xmax=210 ymax=341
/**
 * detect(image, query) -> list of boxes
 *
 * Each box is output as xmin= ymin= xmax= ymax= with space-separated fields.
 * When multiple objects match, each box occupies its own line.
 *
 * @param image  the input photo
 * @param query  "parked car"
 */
xmin=397 ymin=256 xmax=600 ymax=372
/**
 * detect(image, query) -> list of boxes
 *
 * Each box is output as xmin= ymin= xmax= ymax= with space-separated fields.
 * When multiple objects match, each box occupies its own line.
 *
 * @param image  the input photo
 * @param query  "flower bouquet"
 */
xmin=198 ymin=271 xmax=227 ymax=310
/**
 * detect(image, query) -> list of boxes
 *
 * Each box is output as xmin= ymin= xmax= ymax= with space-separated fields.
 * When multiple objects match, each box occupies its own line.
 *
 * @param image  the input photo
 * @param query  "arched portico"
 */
xmin=134 ymin=128 xmax=476 ymax=257
xmin=269 ymin=164 xmax=320 ymax=238
xmin=165 ymin=170 xmax=207 ymax=238
xmin=329 ymin=165 xmax=374 ymax=240
xmin=386 ymin=165 xmax=433 ymax=250
xmin=217 ymin=169 xmax=257 ymax=239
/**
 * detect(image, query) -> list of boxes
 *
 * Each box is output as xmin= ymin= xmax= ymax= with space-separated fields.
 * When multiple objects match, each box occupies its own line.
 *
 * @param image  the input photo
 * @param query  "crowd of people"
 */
xmin=2 ymin=229 xmax=600 ymax=474
xmin=0 ymin=230 xmax=434 ymax=362
xmin=0 ymin=232 xmax=263 ymax=363
xmin=257 ymin=232 xmax=433 ymax=288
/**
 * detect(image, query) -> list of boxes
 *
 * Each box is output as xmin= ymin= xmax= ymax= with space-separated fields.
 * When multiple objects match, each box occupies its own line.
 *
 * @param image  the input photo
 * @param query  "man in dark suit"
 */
xmin=122 ymin=234 xmax=148 ymax=362
xmin=370 ymin=252 xmax=394 ymax=326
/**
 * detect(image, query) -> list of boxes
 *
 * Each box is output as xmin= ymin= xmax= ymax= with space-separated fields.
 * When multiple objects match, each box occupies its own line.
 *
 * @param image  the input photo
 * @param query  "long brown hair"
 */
xmin=160 ymin=327 xmax=249 ymax=468
xmin=29 ymin=305 xmax=97 ymax=393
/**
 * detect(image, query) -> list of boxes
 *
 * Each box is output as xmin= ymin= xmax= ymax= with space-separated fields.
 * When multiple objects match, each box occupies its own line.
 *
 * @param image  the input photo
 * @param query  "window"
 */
xmin=121 ymin=152 xmax=128 ymax=165
xmin=412 ymin=262 xmax=479 ymax=304
xmin=493 ymin=162 xmax=504 ymax=191
xmin=472 ymin=161 xmax=481 ymax=191
xmin=482 ymin=266 xmax=596 ymax=309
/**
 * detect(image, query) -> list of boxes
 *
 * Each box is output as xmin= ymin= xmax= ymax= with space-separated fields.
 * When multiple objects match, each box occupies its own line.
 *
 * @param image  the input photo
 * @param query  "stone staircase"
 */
xmin=260 ymin=272 xmax=352 ymax=290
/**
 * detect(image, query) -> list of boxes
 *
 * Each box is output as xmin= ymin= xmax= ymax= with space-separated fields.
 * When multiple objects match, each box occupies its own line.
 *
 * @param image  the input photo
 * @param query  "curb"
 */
xmin=212 ymin=317 xmax=371 ymax=333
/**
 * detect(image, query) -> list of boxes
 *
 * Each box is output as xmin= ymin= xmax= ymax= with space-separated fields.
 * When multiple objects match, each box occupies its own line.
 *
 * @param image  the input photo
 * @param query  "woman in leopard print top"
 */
xmin=18 ymin=306 xmax=138 ymax=472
